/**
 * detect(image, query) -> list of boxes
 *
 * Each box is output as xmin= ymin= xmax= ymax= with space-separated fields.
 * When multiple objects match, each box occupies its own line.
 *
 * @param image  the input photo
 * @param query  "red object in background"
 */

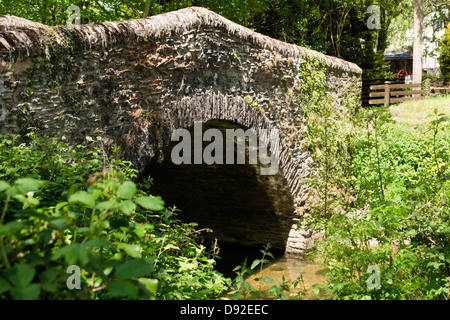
xmin=397 ymin=70 xmax=409 ymax=77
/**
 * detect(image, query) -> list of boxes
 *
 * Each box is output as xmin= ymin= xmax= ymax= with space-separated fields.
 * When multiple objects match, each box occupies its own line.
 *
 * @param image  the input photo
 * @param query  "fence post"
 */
xmin=384 ymin=81 xmax=391 ymax=107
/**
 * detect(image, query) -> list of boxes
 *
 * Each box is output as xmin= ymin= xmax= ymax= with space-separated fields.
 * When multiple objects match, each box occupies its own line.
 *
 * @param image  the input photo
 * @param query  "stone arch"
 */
xmin=140 ymin=91 xmax=299 ymax=251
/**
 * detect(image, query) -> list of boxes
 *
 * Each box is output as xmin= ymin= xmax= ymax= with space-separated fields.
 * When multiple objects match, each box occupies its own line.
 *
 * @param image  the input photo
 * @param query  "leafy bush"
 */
xmin=0 ymin=135 xmax=230 ymax=300
xmin=310 ymin=106 xmax=450 ymax=299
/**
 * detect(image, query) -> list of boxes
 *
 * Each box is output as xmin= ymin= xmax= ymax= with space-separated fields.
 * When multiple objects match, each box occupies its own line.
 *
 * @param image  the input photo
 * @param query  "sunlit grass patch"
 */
xmin=389 ymin=95 xmax=450 ymax=126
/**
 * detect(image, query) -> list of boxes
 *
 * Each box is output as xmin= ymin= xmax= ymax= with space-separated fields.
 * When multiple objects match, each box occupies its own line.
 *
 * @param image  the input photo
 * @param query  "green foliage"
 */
xmin=439 ymin=22 xmax=450 ymax=82
xmin=0 ymin=0 xmax=146 ymax=25
xmin=297 ymin=53 xmax=449 ymax=301
xmin=0 ymin=135 xmax=230 ymax=300
xmin=300 ymin=58 xmax=360 ymax=229
xmin=308 ymin=105 xmax=450 ymax=300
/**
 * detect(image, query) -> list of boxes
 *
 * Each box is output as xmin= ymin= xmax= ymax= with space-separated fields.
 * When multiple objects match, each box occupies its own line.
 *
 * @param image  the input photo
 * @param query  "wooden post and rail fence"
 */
xmin=369 ymin=82 xmax=424 ymax=107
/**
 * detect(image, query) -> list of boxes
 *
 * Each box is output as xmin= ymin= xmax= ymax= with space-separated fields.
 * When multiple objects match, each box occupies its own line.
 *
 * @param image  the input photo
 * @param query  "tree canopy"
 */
xmin=0 ymin=0 xmax=447 ymax=77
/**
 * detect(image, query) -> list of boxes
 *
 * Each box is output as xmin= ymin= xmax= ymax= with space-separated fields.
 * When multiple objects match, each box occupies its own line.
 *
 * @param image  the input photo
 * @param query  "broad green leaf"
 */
xmin=312 ymin=284 xmax=320 ymax=295
xmin=265 ymin=252 xmax=275 ymax=259
xmin=117 ymin=181 xmax=137 ymax=200
xmin=135 ymin=196 xmax=165 ymax=211
xmin=119 ymin=200 xmax=136 ymax=215
xmin=55 ymin=201 xmax=68 ymax=213
xmin=0 ymin=180 xmax=10 ymax=192
xmin=268 ymin=287 xmax=279 ymax=297
xmin=250 ymin=259 xmax=261 ymax=270
xmin=427 ymin=261 xmax=444 ymax=270
xmin=9 ymin=284 xmax=41 ymax=300
xmin=108 ymin=280 xmax=138 ymax=299
xmin=145 ymin=256 xmax=157 ymax=267
xmin=335 ymin=282 xmax=344 ymax=290
xmin=0 ymin=277 xmax=11 ymax=294
xmin=250 ymin=290 xmax=264 ymax=298
xmin=95 ymin=199 xmax=118 ymax=211
xmin=68 ymin=191 xmax=95 ymax=208
xmin=115 ymin=259 xmax=153 ymax=280
xmin=113 ymin=232 xmax=127 ymax=241
xmin=134 ymin=223 xmax=145 ymax=237
xmin=52 ymin=243 xmax=90 ymax=265
xmin=100 ymin=220 xmax=110 ymax=229
xmin=178 ymin=258 xmax=198 ymax=272
xmin=0 ymin=221 xmax=25 ymax=236
xmin=41 ymin=281 xmax=59 ymax=293
xmin=4 ymin=264 xmax=36 ymax=289
xmin=85 ymin=239 xmax=112 ymax=248
xmin=9 ymin=178 xmax=47 ymax=195
xmin=263 ymin=277 xmax=276 ymax=284
xmin=38 ymin=270 xmax=61 ymax=293
xmin=39 ymin=269 xmax=60 ymax=284
xmin=49 ymin=218 xmax=68 ymax=230
xmin=118 ymin=243 xmax=141 ymax=258
xmin=13 ymin=193 xmax=40 ymax=208
xmin=138 ymin=278 xmax=159 ymax=297
xmin=438 ymin=116 xmax=449 ymax=123
xmin=76 ymin=227 xmax=90 ymax=234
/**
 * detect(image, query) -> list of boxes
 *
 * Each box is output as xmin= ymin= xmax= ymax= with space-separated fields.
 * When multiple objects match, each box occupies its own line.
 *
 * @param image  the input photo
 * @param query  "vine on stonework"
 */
xmin=16 ymin=59 xmax=39 ymax=139
xmin=18 ymin=29 xmax=83 ymax=140
xmin=41 ymin=29 xmax=79 ymax=87
xmin=298 ymin=56 xmax=361 ymax=232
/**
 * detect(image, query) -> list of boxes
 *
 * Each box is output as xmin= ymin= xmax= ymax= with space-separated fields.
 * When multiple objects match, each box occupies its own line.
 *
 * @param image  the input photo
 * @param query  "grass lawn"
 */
xmin=389 ymin=95 xmax=450 ymax=126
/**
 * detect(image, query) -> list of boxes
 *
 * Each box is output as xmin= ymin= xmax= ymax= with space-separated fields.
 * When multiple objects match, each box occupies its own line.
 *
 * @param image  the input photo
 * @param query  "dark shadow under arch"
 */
xmin=142 ymin=119 xmax=295 ymax=253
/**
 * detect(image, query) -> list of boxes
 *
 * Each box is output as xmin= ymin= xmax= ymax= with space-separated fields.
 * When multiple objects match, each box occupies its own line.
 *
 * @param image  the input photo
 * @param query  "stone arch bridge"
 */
xmin=0 ymin=7 xmax=361 ymax=254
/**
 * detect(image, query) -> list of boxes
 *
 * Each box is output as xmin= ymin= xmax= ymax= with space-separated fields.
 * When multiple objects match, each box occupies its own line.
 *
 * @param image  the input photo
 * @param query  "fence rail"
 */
xmin=362 ymin=76 xmax=405 ymax=107
xmin=369 ymin=82 xmax=423 ymax=107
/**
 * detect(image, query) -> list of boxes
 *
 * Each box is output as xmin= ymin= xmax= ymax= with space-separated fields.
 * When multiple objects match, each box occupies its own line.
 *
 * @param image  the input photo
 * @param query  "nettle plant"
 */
xmin=0 ymin=134 xmax=230 ymax=300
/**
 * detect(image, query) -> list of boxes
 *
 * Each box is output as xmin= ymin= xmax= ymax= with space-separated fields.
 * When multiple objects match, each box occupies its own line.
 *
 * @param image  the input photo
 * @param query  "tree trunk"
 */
xmin=144 ymin=0 xmax=152 ymax=18
xmin=376 ymin=9 xmax=390 ymax=55
xmin=413 ymin=0 xmax=423 ymax=88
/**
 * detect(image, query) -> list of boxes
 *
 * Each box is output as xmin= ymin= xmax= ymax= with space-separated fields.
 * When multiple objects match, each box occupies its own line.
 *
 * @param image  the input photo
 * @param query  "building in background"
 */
xmin=385 ymin=8 xmax=448 ymax=77
xmin=384 ymin=48 xmax=413 ymax=76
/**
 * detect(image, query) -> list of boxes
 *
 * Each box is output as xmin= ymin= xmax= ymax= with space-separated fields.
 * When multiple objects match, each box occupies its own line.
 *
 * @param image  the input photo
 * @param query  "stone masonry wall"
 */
xmin=0 ymin=7 xmax=362 ymax=254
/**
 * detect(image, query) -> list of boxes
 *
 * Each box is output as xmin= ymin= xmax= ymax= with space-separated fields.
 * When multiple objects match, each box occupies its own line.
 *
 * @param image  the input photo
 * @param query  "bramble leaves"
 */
xmin=52 ymin=244 xmax=90 ymax=266
xmin=69 ymin=191 xmax=95 ymax=208
xmin=116 ymin=181 xmax=137 ymax=200
xmin=4 ymin=264 xmax=36 ymax=289
xmin=115 ymin=259 xmax=153 ymax=280
xmin=0 ymin=134 xmax=229 ymax=300
xmin=135 ymin=196 xmax=165 ymax=211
